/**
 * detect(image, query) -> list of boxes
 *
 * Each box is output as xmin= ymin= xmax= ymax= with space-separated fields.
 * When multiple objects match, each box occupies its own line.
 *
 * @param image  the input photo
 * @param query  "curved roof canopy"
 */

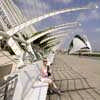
xmin=68 ymin=35 xmax=92 ymax=54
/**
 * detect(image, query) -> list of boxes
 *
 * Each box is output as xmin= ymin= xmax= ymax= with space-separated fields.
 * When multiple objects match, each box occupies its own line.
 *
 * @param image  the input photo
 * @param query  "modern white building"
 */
xmin=68 ymin=35 xmax=92 ymax=54
xmin=0 ymin=0 xmax=37 ymax=56
xmin=0 ymin=0 xmax=36 ymax=35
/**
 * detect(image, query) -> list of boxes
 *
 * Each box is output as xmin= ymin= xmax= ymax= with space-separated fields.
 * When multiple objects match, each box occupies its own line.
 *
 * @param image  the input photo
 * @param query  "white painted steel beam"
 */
xmin=6 ymin=6 xmax=95 ymax=36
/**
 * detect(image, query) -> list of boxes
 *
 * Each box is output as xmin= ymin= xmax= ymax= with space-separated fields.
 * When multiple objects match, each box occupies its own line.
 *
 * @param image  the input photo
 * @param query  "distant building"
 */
xmin=68 ymin=35 xmax=92 ymax=54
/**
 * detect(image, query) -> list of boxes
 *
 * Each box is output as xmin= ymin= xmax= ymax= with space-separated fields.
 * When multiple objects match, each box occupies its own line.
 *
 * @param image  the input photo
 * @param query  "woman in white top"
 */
xmin=40 ymin=57 xmax=62 ymax=94
xmin=40 ymin=58 xmax=54 ymax=84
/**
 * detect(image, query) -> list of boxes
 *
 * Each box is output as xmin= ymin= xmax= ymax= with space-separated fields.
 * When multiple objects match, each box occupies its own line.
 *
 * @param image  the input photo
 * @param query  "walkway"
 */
xmin=47 ymin=53 xmax=100 ymax=100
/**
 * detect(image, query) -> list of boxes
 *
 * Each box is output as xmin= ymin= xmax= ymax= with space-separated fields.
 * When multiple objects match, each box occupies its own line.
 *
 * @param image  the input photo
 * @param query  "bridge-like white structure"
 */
xmin=0 ymin=1 xmax=98 ymax=100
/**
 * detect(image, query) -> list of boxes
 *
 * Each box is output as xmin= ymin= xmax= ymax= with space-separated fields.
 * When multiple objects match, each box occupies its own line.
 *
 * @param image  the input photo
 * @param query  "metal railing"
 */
xmin=0 ymin=75 xmax=18 ymax=100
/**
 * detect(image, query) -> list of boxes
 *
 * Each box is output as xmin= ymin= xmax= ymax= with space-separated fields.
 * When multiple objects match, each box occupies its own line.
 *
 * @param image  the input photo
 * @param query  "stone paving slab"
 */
xmin=47 ymin=54 xmax=100 ymax=100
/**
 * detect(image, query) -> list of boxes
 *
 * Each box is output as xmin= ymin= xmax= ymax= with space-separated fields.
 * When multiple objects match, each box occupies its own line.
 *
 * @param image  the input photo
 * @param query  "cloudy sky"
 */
xmin=13 ymin=0 xmax=100 ymax=51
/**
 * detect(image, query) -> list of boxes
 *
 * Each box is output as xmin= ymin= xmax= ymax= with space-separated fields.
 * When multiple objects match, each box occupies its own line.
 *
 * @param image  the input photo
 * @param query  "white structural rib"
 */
xmin=44 ymin=39 xmax=62 ymax=49
xmin=40 ymin=33 xmax=68 ymax=44
xmin=6 ymin=6 xmax=94 ymax=36
xmin=51 ymin=22 xmax=79 ymax=29
xmin=26 ymin=22 xmax=79 ymax=44
xmin=0 ymin=22 xmax=78 ymax=56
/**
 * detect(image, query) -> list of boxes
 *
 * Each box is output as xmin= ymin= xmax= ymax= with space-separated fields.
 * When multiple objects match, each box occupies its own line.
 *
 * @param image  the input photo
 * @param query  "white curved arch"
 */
xmin=26 ymin=22 xmax=78 ymax=44
xmin=6 ymin=6 xmax=93 ymax=36
xmin=47 ymin=37 xmax=63 ymax=44
xmin=44 ymin=38 xmax=62 ymax=48
xmin=40 ymin=22 xmax=79 ymax=44
xmin=40 ymin=33 xmax=68 ymax=44
xmin=46 ymin=39 xmax=59 ymax=45
xmin=44 ymin=41 xmax=59 ymax=49
xmin=52 ymin=22 xmax=79 ymax=29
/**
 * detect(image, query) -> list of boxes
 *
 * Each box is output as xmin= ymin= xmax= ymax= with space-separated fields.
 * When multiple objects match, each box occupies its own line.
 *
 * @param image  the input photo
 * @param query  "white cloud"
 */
xmin=15 ymin=0 xmax=50 ymax=18
xmin=76 ymin=2 xmax=100 ymax=22
xmin=77 ymin=13 xmax=87 ymax=22
xmin=54 ymin=0 xmax=72 ymax=3
xmin=95 ymin=28 xmax=100 ymax=32
xmin=15 ymin=0 xmax=72 ymax=25
xmin=77 ymin=9 xmax=100 ymax=22
xmin=61 ymin=0 xmax=72 ymax=3
xmin=73 ymin=28 xmax=84 ymax=34
xmin=89 ymin=10 xmax=100 ymax=19
xmin=23 ymin=0 xmax=68 ymax=29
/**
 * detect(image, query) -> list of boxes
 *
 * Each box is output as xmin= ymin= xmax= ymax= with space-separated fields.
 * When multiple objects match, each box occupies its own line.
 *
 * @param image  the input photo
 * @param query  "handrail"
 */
xmin=0 ymin=74 xmax=18 ymax=100
xmin=0 ymin=74 xmax=18 ymax=87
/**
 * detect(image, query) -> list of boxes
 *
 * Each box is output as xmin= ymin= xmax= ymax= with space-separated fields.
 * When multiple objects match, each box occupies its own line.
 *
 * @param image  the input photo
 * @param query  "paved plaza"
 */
xmin=47 ymin=54 xmax=100 ymax=100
